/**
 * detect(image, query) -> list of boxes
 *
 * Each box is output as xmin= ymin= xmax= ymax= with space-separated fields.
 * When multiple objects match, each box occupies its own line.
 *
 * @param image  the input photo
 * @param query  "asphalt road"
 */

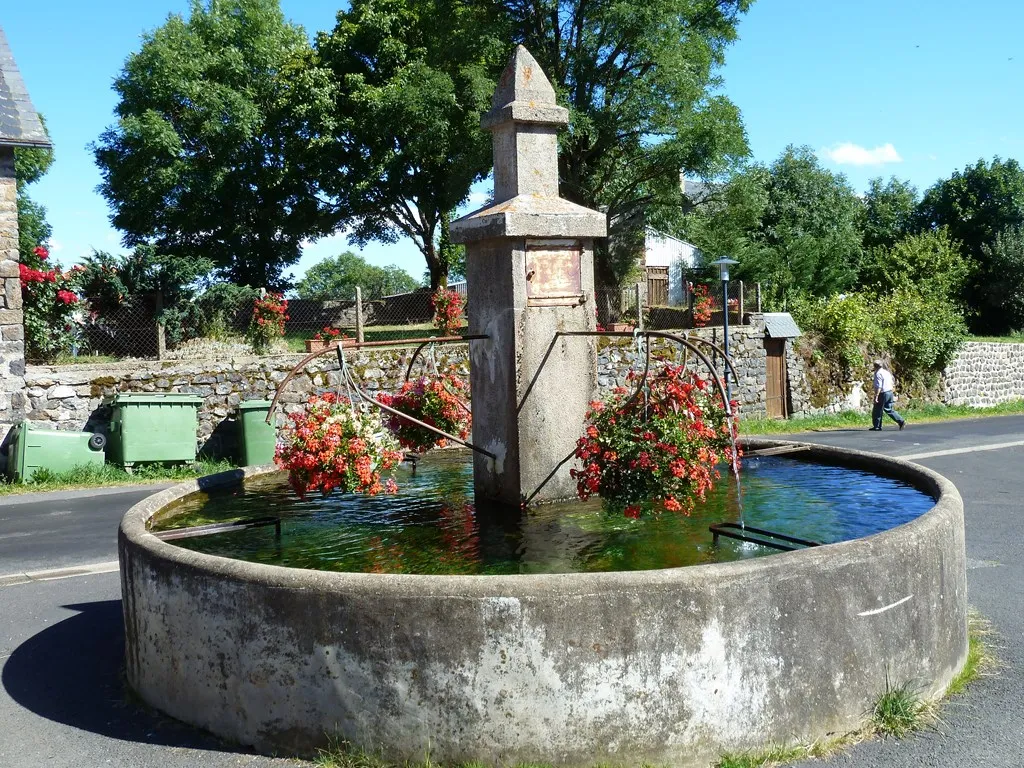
xmin=1 ymin=416 xmax=1023 ymax=767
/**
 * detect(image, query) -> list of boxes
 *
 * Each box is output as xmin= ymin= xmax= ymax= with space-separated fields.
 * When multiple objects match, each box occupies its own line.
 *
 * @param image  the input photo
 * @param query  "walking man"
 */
xmin=871 ymin=360 xmax=906 ymax=431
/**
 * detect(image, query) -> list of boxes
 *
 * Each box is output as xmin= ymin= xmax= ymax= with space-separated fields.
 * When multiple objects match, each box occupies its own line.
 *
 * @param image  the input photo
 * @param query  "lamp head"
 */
xmin=711 ymin=256 xmax=739 ymax=282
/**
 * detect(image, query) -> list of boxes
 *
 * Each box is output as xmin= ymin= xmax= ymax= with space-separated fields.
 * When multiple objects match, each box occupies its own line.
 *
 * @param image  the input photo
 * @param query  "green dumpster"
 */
xmin=106 ymin=392 xmax=203 ymax=467
xmin=6 ymin=421 xmax=107 ymax=482
xmin=237 ymin=400 xmax=277 ymax=466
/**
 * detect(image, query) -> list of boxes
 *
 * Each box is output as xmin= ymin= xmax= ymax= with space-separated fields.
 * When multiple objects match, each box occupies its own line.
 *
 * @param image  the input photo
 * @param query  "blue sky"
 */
xmin=4 ymin=0 xmax=1024 ymax=284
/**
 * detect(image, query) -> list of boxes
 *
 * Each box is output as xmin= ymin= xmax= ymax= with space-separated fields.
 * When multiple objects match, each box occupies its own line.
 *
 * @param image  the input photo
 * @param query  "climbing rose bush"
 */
xmin=276 ymin=393 xmax=403 ymax=498
xmin=20 ymin=246 xmax=82 ymax=362
xmin=570 ymin=363 xmax=739 ymax=517
xmin=246 ymin=292 xmax=288 ymax=354
xmin=430 ymin=287 xmax=465 ymax=336
xmin=376 ymin=372 xmax=471 ymax=453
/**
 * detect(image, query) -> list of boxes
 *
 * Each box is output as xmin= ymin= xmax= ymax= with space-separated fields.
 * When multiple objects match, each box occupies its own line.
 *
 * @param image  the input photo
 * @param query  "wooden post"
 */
xmin=756 ymin=282 xmax=762 ymax=313
xmin=154 ymin=290 xmax=166 ymax=360
xmin=355 ymin=286 xmax=365 ymax=344
xmin=738 ymin=280 xmax=744 ymax=324
xmin=635 ymin=282 xmax=643 ymax=330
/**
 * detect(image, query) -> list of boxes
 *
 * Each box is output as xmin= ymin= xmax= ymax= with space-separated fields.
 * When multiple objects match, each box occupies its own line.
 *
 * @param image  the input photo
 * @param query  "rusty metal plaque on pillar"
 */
xmin=525 ymin=240 xmax=584 ymax=306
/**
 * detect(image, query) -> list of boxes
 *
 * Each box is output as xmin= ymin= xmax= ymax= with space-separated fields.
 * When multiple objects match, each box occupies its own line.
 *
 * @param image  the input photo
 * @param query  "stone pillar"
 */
xmin=452 ymin=47 xmax=606 ymax=506
xmin=0 ymin=148 xmax=26 ymax=427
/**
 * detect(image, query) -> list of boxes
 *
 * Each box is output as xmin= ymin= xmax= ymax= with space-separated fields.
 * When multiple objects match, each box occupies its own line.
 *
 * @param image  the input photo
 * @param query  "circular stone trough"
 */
xmin=118 ymin=438 xmax=967 ymax=766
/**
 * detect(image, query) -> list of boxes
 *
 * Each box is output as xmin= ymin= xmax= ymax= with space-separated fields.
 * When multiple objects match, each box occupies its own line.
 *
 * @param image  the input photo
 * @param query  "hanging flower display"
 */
xmin=276 ymin=393 xmax=403 ymax=498
xmin=570 ymin=363 xmax=739 ymax=517
xmin=690 ymin=283 xmax=714 ymax=327
xmin=246 ymin=292 xmax=289 ymax=354
xmin=376 ymin=373 xmax=471 ymax=453
xmin=430 ymin=287 xmax=465 ymax=336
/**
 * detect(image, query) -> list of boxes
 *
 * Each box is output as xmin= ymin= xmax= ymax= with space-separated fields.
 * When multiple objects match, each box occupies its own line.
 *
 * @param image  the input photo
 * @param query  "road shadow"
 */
xmin=1 ymin=599 xmax=251 ymax=753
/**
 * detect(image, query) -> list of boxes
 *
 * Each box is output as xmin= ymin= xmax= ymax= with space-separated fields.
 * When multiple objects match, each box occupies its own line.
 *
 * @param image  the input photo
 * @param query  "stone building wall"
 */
xmin=942 ymin=341 xmax=1024 ymax=406
xmin=0 ymin=148 xmax=25 ymax=429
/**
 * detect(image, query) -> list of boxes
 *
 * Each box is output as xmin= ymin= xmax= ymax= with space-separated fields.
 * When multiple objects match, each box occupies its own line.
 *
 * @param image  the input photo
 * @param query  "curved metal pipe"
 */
xmin=265 ymin=334 xmax=487 ymax=424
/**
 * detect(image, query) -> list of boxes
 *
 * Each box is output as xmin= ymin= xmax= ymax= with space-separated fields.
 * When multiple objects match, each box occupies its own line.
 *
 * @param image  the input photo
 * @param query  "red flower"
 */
xmin=56 ymin=290 xmax=78 ymax=305
xmin=33 ymin=246 xmax=49 ymax=260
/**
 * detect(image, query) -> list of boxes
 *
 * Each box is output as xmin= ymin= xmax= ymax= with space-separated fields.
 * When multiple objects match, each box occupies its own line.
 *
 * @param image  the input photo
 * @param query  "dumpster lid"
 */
xmin=105 ymin=392 xmax=204 ymax=405
xmin=237 ymin=399 xmax=274 ymax=410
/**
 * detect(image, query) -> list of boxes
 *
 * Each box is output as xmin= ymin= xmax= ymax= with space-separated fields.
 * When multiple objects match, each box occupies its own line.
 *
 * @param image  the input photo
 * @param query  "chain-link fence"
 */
xmin=63 ymin=275 xmax=761 ymax=363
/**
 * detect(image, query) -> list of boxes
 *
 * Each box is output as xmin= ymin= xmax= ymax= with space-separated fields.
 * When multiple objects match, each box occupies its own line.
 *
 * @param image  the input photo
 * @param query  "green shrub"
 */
xmin=790 ymin=293 xmax=880 ymax=379
xmin=875 ymin=288 xmax=968 ymax=378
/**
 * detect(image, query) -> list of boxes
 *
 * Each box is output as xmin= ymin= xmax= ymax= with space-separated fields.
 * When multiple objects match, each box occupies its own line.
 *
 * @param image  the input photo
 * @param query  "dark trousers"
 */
xmin=872 ymin=390 xmax=903 ymax=429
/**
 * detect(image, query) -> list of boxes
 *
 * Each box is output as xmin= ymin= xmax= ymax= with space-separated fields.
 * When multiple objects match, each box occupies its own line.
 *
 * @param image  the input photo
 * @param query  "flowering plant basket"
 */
xmin=690 ymin=283 xmax=713 ymax=327
xmin=275 ymin=393 xmax=403 ymax=498
xmin=570 ymin=363 xmax=739 ymax=517
xmin=305 ymin=326 xmax=354 ymax=352
xmin=430 ymin=287 xmax=465 ymax=336
xmin=247 ymin=292 xmax=288 ymax=354
xmin=376 ymin=373 xmax=471 ymax=453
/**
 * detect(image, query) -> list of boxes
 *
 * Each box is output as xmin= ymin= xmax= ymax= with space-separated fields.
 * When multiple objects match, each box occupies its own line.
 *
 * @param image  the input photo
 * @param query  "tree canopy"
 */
xmin=295 ymin=251 xmax=421 ymax=299
xmin=14 ymin=114 xmax=55 ymax=259
xmin=315 ymin=0 xmax=502 ymax=289
xmin=502 ymin=0 xmax=752 ymax=286
xmin=916 ymin=157 xmax=1024 ymax=333
xmin=860 ymin=177 xmax=918 ymax=252
xmin=728 ymin=146 xmax=863 ymax=307
xmin=93 ymin=0 xmax=336 ymax=289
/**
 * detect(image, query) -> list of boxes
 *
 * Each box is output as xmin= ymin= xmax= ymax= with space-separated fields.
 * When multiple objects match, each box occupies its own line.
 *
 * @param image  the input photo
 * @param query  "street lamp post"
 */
xmin=711 ymin=257 xmax=739 ymax=406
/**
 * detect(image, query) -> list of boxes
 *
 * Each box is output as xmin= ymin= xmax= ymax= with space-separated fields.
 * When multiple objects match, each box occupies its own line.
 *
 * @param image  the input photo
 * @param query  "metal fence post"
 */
xmin=154 ymin=290 xmax=166 ymax=360
xmin=756 ymin=282 xmax=762 ymax=313
xmin=355 ymin=286 xmax=365 ymax=344
xmin=738 ymin=280 xmax=744 ymax=324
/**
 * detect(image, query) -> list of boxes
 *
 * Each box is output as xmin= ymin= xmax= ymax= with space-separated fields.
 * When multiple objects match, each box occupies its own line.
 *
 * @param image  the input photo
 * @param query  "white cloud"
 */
xmin=819 ymin=142 xmax=903 ymax=166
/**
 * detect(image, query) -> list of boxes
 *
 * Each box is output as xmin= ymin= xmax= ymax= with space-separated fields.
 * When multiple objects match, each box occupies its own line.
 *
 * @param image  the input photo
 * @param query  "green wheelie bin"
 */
xmin=237 ymin=400 xmax=277 ymax=466
xmin=105 ymin=392 xmax=203 ymax=468
xmin=6 ymin=421 xmax=107 ymax=482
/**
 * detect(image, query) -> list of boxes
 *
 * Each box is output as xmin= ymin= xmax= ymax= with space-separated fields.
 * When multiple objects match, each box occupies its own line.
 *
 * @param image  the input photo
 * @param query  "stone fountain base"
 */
xmin=119 ymin=439 xmax=967 ymax=766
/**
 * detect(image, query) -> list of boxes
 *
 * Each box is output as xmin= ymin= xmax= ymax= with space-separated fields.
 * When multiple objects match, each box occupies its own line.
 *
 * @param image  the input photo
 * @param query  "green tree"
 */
xmin=14 ymin=115 xmax=55 ymax=259
xmin=679 ymin=164 xmax=769 ymax=263
xmin=77 ymin=246 xmax=213 ymax=347
xmin=916 ymin=157 xmax=1024 ymax=333
xmin=296 ymin=251 xmax=421 ymax=299
xmin=93 ymin=0 xmax=336 ymax=289
xmin=981 ymin=227 xmax=1024 ymax=332
xmin=734 ymin=146 xmax=864 ymax=307
xmin=860 ymin=177 xmax=918 ymax=252
xmin=860 ymin=229 xmax=967 ymax=301
xmin=502 ymin=0 xmax=752 ymax=287
xmin=316 ymin=0 xmax=502 ymax=289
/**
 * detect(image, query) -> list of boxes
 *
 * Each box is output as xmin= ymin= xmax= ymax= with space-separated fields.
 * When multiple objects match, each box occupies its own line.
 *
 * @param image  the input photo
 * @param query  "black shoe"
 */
xmin=899 ymin=421 xmax=906 ymax=431
xmin=869 ymin=427 xmax=881 ymax=431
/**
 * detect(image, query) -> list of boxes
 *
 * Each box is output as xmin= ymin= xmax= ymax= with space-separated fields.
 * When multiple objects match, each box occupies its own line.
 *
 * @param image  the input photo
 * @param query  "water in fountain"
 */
xmin=153 ymin=451 xmax=933 ymax=575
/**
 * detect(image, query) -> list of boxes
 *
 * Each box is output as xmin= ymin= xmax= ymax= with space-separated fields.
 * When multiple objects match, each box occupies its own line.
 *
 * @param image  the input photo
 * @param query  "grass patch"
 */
xmin=0 ymin=459 xmax=237 ymax=496
xmin=715 ymin=736 xmax=857 ymax=768
xmin=945 ymin=612 xmax=1000 ymax=697
xmin=968 ymin=334 xmax=1024 ymax=343
xmin=741 ymin=398 xmax=1024 ymax=435
xmin=869 ymin=677 xmax=937 ymax=739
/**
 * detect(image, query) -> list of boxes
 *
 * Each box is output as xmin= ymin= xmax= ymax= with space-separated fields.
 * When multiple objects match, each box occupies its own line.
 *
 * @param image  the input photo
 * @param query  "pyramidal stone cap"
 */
xmin=0 ymin=25 xmax=51 ymax=149
xmin=480 ymin=45 xmax=569 ymax=130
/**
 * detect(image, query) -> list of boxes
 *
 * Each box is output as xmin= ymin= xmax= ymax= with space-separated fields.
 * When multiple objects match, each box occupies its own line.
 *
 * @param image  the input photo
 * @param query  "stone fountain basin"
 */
xmin=118 ymin=438 xmax=967 ymax=767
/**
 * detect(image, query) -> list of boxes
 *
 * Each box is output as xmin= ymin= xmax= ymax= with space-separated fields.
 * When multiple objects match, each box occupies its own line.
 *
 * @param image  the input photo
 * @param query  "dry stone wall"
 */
xmin=943 ymin=341 xmax=1024 ymax=406
xmin=15 ymin=323 xmax=775 ymax=457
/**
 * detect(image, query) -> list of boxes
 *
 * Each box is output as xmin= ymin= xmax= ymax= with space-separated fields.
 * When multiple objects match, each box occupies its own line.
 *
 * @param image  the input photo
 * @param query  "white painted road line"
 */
xmin=900 ymin=439 xmax=1024 ymax=461
xmin=0 ymin=560 xmax=120 ymax=587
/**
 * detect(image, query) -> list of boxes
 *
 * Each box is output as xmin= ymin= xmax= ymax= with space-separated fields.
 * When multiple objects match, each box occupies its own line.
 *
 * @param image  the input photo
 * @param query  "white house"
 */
xmin=642 ymin=227 xmax=701 ymax=306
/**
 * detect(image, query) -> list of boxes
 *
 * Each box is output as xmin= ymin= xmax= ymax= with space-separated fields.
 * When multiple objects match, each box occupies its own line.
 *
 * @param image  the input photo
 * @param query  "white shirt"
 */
xmin=873 ymin=367 xmax=895 ymax=394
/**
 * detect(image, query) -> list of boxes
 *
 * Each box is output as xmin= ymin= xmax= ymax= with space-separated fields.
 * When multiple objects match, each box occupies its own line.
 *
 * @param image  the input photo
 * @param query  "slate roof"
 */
xmin=763 ymin=312 xmax=802 ymax=338
xmin=0 ymin=25 xmax=50 ymax=149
